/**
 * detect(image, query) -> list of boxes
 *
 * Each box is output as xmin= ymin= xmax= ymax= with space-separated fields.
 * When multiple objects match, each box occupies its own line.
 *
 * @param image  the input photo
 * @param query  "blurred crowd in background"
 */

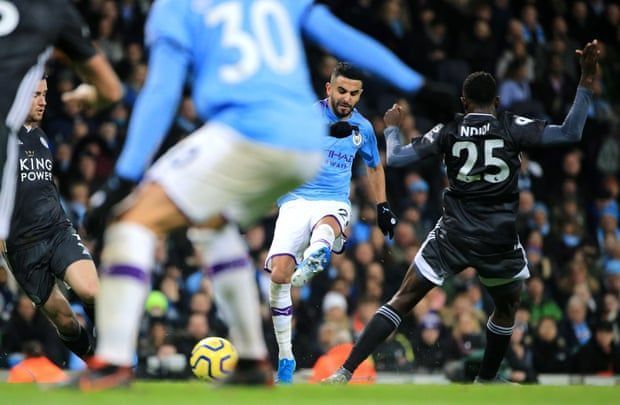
xmin=1 ymin=0 xmax=620 ymax=382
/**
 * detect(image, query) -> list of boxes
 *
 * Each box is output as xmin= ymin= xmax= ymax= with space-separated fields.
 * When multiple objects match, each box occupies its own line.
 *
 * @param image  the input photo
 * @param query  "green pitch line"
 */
xmin=2 ymin=381 xmax=620 ymax=405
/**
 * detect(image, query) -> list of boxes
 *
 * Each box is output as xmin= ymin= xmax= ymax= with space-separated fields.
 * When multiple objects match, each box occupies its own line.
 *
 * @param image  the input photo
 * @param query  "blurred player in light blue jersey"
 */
xmin=81 ymin=0 xmax=426 ymax=389
xmin=265 ymin=63 xmax=398 ymax=383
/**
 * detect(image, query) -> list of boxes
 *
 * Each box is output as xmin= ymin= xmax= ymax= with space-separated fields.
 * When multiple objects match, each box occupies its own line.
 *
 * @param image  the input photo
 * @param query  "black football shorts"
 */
xmin=414 ymin=220 xmax=529 ymax=287
xmin=5 ymin=226 xmax=92 ymax=305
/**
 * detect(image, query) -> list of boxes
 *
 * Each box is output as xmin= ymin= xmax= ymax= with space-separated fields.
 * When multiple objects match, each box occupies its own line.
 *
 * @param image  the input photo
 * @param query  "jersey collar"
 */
xmin=464 ymin=113 xmax=495 ymax=118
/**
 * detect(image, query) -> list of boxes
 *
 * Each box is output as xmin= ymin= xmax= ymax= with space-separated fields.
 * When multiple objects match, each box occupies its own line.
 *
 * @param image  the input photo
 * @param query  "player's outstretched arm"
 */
xmin=302 ymin=5 xmax=424 ymax=94
xmin=62 ymin=54 xmax=123 ymax=108
xmin=539 ymin=40 xmax=600 ymax=145
xmin=383 ymin=104 xmax=421 ymax=167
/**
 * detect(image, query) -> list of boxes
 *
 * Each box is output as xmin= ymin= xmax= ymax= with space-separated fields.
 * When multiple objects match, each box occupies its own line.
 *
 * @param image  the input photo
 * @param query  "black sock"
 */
xmin=59 ymin=324 xmax=94 ymax=358
xmin=83 ymin=303 xmax=95 ymax=327
xmin=343 ymin=305 xmax=401 ymax=373
xmin=477 ymin=320 xmax=513 ymax=380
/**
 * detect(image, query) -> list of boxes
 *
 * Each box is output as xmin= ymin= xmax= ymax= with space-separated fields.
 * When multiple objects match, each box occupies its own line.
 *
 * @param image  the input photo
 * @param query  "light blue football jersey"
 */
xmin=146 ymin=0 xmax=324 ymax=151
xmin=278 ymin=99 xmax=380 ymax=205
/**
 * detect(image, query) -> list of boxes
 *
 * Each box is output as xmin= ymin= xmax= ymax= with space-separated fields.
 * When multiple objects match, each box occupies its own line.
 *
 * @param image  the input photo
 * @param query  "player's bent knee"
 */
xmin=271 ymin=269 xmax=291 ymax=284
xmin=65 ymin=261 xmax=99 ymax=303
xmin=270 ymin=256 xmax=296 ymax=284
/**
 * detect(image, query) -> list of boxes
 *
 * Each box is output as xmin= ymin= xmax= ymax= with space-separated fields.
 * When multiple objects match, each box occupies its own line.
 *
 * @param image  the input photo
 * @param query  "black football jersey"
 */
xmin=412 ymin=112 xmax=547 ymax=245
xmin=7 ymin=127 xmax=69 ymax=249
xmin=0 ymin=0 xmax=95 ymax=131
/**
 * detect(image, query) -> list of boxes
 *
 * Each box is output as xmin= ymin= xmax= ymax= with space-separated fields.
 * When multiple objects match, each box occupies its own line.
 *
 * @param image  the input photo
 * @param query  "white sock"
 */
xmin=303 ymin=223 xmax=335 ymax=260
xmin=190 ymin=224 xmax=268 ymax=360
xmin=96 ymin=222 xmax=156 ymax=366
xmin=269 ymin=281 xmax=293 ymax=360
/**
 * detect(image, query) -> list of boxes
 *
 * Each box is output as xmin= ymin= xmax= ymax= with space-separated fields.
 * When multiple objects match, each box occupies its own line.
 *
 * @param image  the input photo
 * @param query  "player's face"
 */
xmin=28 ymin=79 xmax=48 ymax=124
xmin=326 ymin=75 xmax=363 ymax=118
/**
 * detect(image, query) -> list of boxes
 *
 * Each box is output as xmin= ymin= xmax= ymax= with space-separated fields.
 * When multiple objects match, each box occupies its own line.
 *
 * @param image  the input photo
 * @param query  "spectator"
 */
xmin=532 ymin=317 xmax=570 ymax=373
xmin=7 ymin=341 xmax=67 ymax=384
xmin=505 ymin=323 xmax=537 ymax=383
xmin=523 ymin=276 xmax=563 ymax=325
xmin=310 ymin=322 xmax=376 ymax=384
xmin=560 ymin=295 xmax=592 ymax=354
xmin=571 ymin=321 xmax=620 ymax=374
xmin=1 ymin=295 xmax=66 ymax=368
xmin=175 ymin=313 xmax=209 ymax=359
xmin=534 ymin=53 xmax=576 ymax=122
xmin=411 ymin=312 xmax=448 ymax=373
xmin=498 ymin=57 xmax=532 ymax=110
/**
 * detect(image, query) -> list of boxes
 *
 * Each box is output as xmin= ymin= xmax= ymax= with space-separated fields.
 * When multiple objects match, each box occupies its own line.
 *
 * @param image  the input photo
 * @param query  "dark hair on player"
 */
xmin=462 ymin=71 xmax=496 ymax=107
xmin=330 ymin=62 xmax=364 ymax=82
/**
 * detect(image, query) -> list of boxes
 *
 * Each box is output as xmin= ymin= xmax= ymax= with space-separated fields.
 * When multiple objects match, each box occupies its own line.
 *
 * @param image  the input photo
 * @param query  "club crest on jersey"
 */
xmin=39 ymin=136 xmax=49 ymax=149
xmin=352 ymin=130 xmax=362 ymax=147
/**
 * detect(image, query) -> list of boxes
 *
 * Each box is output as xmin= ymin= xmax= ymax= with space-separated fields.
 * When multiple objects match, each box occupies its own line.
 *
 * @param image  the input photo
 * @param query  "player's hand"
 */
xmin=85 ymin=174 xmax=135 ymax=240
xmin=376 ymin=202 xmax=398 ymax=239
xmin=576 ymin=39 xmax=600 ymax=90
xmin=329 ymin=121 xmax=358 ymax=138
xmin=62 ymin=83 xmax=99 ymax=106
xmin=383 ymin=104 xmax=403 ymax=127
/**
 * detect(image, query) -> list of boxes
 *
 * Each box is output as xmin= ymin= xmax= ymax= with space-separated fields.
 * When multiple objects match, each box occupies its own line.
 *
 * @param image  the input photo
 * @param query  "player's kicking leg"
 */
xmin=63 ymin=259 xmax=99 ymax=329
xmin=324 ymin=263 xmax=435 ymax=383
xmin=41 ymin=285 xmax=95 ymax=359
xmin=291 ymin=216 xmax=341 ymax=287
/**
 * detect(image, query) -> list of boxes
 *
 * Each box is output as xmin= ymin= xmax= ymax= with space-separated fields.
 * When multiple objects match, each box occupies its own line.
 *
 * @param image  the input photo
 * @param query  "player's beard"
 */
xmin=25 ymin=108 xmax=44 ymax=127
xmin=330 ymin=99 xmax=355 ymax=118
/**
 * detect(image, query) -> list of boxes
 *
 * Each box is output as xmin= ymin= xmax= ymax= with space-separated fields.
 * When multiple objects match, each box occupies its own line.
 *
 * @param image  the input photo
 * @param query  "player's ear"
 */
xmin=325 ymin=81 xmax=331 ymax=97
xmin=494 ymin=96 xmax=500 ymax=110
xmin=460 ymin=96 xmax=467 ymax=112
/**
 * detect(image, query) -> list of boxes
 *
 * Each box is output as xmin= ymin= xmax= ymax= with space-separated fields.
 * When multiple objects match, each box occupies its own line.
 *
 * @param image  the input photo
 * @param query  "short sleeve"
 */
xmin=504 ymin=112 xmax=547 ymax=148
xmin=359 ymin=121 xmax=381 ymax=168
xmin=145 ymin=0 xmax=192 ymax=51
xmin=55 ymin=2 xmax=96 ymax=61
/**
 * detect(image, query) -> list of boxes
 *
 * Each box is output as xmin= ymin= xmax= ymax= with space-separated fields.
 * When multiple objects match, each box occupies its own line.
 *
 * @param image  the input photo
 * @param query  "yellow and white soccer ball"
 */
xmin=189 ymin=337 xmax=238 ymax=382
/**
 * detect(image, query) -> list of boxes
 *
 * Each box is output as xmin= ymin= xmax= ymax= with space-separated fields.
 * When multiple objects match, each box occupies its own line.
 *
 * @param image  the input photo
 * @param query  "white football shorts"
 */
xmin=264 ymin=198 xmax=350 ymax=271
xmin=146 ymin=122 xmax=322 ymax=227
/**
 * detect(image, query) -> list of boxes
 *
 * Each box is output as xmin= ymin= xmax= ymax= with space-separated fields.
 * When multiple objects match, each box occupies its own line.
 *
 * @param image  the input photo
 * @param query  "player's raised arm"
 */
xmin=518 ymin=40 xmax=599 ymax=147
xmin=301 ymin=5 xmax=424 ymax=94
xmin=383 ymin=104 xmax=443 ymax=167
xmin=57 ymin=3 xmax=122 ymax=107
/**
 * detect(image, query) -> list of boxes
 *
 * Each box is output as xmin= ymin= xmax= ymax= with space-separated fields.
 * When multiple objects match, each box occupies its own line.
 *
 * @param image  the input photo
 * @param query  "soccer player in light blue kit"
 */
xmin=265 ymin=62 xmax=398 ymax=383
xmin=81 ymin=0 xmax=425 ymax=389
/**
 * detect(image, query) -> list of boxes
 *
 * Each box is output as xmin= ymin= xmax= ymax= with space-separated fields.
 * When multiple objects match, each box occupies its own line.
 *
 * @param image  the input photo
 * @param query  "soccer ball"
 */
xmin=189 ymin=337 xmax=238 ymax=382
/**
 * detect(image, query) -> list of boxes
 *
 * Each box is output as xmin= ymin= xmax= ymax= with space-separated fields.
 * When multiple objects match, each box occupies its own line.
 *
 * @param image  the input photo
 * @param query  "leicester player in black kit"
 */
xmin=0 ymin=0 xmax=122 ymax=245
xmin=3 ymin=77 xmax=98 ymax=359
xmin=325 ymin=40 xmax=600 ymax=384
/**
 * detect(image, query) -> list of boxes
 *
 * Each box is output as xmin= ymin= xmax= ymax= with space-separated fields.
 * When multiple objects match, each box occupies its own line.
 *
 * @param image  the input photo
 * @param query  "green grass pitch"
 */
xmin=2 ymin=382 xmax=620 ymax=405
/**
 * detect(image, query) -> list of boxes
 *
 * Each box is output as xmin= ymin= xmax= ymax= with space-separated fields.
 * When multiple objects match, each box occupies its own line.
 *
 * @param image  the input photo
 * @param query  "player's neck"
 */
xmin=467 ymin=107 xmax=496 ymax=116
xmin=23 ymin=120 xmax=38 ymax=132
